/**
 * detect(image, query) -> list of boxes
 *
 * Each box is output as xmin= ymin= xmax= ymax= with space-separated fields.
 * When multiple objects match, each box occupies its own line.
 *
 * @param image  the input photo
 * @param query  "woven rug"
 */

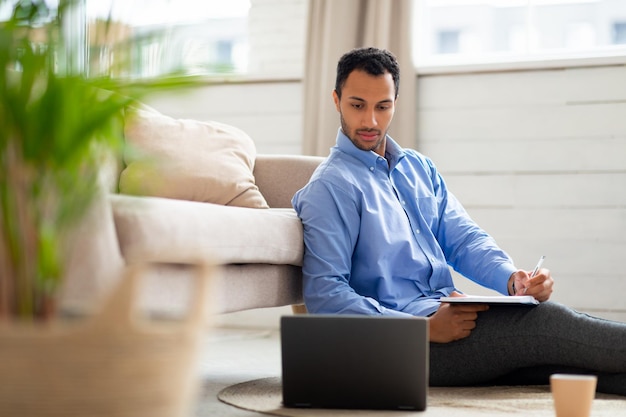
xmin=217 ymin=377 xmax=626 ymax=417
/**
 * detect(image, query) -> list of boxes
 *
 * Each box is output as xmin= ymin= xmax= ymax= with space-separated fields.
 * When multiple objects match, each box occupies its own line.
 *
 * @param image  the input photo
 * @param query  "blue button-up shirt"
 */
xmin=292 ymin=130 xmax=517 ymax=317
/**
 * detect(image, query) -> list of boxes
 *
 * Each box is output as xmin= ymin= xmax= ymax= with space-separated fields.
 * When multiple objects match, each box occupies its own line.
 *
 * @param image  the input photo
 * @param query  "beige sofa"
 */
xmin=60 ymin=107 xmax=324 ymax=318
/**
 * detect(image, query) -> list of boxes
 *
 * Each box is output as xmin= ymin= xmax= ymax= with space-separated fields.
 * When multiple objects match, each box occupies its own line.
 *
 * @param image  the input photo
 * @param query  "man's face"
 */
xmin=333 ymin=69 xmax=396 ymax=157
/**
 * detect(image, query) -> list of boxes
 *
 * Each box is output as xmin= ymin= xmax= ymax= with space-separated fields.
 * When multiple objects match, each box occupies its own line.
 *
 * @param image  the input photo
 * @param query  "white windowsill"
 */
xmin=416 ymin=51 xmax=626 ymax=75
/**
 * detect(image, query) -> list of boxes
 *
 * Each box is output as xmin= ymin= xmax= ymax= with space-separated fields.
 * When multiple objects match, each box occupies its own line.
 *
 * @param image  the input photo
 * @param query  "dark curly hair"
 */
xmin=334 ymin=47 xmax=400 ymax=99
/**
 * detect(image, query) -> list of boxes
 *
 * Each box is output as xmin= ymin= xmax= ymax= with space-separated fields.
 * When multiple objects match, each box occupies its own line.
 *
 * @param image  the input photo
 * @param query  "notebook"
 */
xmin=439 ymin=295 xmax=539 ymax=305
xmin=280 ymin=315 xmax=429 ymax=411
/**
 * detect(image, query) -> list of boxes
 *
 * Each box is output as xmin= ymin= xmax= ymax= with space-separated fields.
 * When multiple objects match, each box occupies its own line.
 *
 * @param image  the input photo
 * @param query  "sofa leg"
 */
xmin=291 ymin=304 xmax=307 ymax=314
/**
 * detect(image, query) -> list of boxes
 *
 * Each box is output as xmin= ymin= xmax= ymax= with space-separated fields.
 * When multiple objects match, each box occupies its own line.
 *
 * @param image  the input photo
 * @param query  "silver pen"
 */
xmin=529 ymin=255 xmax=546 ymax=279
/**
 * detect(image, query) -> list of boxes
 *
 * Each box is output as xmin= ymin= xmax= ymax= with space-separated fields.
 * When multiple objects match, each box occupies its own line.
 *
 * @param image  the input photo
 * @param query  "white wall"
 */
xmin=417 ymin=65 xmax=626 ymax=321
xmin=145 ymin=80 xmax=304 ymax=155
xmin=144 ymin=63 xmax=626 ymax=324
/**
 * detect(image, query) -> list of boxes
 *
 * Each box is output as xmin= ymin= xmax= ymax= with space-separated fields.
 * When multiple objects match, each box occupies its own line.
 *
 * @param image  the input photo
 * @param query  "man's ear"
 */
xmin=332 ymin=89 xmax=340 ymax=111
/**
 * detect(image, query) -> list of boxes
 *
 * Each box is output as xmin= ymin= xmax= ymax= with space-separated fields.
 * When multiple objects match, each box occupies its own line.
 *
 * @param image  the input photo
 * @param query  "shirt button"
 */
xmin=430 ymin=257 xmax=436 ymax=263
xmin=401 ymin=200 xmax=406 ymax=205
xmin=415 ymin=229 xmax=420 ymax=234
xmin=369 ymin=167 xmax=374 ymax=171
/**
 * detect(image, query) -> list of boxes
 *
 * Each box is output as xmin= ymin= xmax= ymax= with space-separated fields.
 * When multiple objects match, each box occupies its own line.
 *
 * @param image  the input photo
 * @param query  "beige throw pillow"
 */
xmin=120 ymin=106 xmax=269 ymax=208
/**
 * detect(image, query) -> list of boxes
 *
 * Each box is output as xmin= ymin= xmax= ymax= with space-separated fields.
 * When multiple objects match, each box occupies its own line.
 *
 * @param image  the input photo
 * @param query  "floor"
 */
xmin=194 ymin=308 xmax=286 ymax=417
xmin=193 ymin=306 xmax=626 ymax=417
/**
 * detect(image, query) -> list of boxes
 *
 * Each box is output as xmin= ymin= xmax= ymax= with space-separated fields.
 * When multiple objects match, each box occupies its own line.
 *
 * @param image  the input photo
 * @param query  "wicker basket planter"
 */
xmin=0 ymin=262 xmax=214 ymax=417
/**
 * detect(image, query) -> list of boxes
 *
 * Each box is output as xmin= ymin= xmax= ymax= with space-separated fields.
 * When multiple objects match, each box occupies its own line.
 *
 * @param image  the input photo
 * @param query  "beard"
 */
xmin=339 ymin=112 xmax=387 ymax=154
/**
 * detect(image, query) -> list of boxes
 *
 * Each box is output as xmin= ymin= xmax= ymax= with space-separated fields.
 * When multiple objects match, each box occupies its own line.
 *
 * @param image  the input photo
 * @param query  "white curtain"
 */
xmin=302 ymin=0 xmax=417 ymax=156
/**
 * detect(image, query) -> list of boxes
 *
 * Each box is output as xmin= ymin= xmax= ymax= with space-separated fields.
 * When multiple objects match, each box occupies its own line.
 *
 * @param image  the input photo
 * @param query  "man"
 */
xmin=292 ymin=47 xmax=626 ymax=395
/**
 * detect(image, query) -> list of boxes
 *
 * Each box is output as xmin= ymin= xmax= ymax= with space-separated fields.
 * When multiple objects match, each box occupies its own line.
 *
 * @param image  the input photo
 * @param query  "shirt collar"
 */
xmin=335 ymin=128 xmax=406 ymax=170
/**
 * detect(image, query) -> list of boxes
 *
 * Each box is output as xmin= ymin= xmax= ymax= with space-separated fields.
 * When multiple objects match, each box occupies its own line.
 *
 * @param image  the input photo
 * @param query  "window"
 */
xmin=613 ymin=22 xmax=626 ymax=44
xmin=437 ymin=30 xmax=461 ymax=54
xmin=2 ymin=0 xmax=307 ymax=79
xmin=0 ymin=0 xmax=57 ymax=21
xmin=86 ymin=0 xmax=307 ymax=79
xmin=414 ymin=0 xmax=626 ymax=69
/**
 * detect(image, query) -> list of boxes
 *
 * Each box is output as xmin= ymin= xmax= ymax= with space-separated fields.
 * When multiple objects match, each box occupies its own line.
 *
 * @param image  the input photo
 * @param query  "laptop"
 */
xmin=280 ymin=315 xmax=429 ymax=411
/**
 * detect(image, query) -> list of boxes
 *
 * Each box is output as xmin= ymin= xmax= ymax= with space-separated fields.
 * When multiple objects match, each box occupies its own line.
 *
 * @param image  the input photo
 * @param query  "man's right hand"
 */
xmin=428 ymin=292 xmax=489 ymax=343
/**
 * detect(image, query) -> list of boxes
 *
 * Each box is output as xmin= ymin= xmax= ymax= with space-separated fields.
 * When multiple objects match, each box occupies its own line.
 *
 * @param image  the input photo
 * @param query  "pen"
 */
xmin=529 ymin=255 xmax=546 ymax=279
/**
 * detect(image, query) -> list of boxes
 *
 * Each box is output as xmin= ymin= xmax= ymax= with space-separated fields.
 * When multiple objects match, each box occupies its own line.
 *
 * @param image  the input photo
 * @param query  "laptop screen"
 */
xmin=281 ymin=315 xmax=429 ymax=411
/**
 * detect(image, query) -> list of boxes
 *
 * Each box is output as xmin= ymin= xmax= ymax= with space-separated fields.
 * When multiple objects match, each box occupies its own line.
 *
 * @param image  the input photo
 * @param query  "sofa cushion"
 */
xmin=111 ymin=195 xmax=303 ymax=266
xmin=120 ymin=106 xmax=269 ymax=208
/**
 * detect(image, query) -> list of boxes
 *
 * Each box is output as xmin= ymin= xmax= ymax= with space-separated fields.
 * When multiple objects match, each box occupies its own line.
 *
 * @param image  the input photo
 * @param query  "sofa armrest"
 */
xmin=59 ymin=193 xmax=126 ymax=314
xmin=254 ymin=154 xmax=324 ymax=208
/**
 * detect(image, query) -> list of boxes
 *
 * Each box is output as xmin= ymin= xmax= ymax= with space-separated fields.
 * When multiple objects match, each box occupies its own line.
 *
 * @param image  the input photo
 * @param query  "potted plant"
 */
xmin=0 ymin=1 xmax=213 ymax=415
xmin=0 ymin=0 xmax=202 ymax=319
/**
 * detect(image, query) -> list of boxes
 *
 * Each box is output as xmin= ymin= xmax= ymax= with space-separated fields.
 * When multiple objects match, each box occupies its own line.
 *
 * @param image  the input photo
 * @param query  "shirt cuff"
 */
xmin=493 ymin=262 xmax=518 ymax=295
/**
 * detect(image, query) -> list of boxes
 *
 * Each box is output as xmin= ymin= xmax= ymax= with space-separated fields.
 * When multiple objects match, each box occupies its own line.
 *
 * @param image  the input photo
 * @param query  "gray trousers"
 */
xmin=429 ymin=302 xmax=626 ymax=396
